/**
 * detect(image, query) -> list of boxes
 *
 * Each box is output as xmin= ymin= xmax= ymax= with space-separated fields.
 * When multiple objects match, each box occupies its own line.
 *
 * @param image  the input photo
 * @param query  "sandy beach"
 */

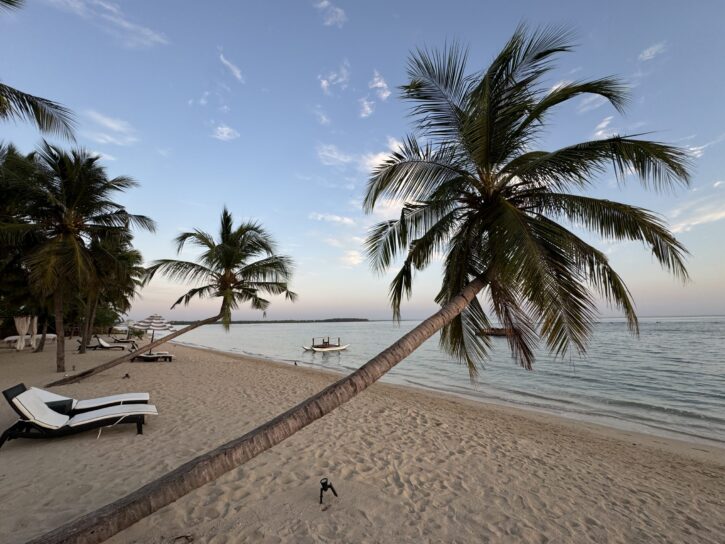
xmin=0 ymin=341 xmax=723 ymax=544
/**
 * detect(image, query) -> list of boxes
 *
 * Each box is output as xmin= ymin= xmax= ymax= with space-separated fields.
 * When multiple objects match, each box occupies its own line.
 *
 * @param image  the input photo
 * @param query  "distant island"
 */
xmin=170 ymin=318 xmax=370 ymax=325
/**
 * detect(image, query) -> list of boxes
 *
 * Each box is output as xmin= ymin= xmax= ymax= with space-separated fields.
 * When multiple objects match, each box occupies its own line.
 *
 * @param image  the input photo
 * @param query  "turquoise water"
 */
xmin=173 ymin=317 xmax=725 ymax=445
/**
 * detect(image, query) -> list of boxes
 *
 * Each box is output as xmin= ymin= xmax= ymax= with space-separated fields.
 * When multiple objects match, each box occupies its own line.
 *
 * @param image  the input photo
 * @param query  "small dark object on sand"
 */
xmin=319 ymin=477 xmax=338 ymax=504
xmin=122 ymin=373 xmax=130 ymax=379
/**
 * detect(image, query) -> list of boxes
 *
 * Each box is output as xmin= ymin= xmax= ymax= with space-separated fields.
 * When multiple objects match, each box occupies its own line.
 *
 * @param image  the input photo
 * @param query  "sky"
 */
xmin=1 ymin=0 xmax=724 ymax=321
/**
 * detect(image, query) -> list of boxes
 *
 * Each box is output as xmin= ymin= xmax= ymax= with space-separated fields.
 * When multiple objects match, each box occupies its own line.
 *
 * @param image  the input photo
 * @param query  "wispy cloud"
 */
xmin=577 ymin=94 xmax=607 ymax=114
xmin=340 ymin=250 xmax=363 ymax=267
xmin=219 ymin=52 xmax=244 ymax=83
xmin=212 ymin=124 xmax=240 ymax=141
xmin=91 ymin=150 xmax=116 ymax=161
xmin=359 ymin=137 xmax=403 ymax=173
xmin=313 ymin=105 xmax=331 ymax=125
xmin=316 ymin=144 xmax=353 ymax=166
xmin=84 ymin=110 xmax=138 ymax=146
xmin=669 ymin=191 xmax=725 ymax=233
xmin=685 ymin=134 xmax=725 ymax=159
xmin=593 ymin=116 xmax=615 ymax=139
xmin=369 ymin=70 xmax=391 ymax=100
xmin=714 ymin=181 xmax=724 ymax=188
xmin=314 ymin=0 xmax=347 ymax=28
xmin=47 ymin=0 xmax=167 ymax=47
xmin=359 ymin=97 xmax=375 ymax=118
xmin=549 ymin=79 xmax=572 ymax=94
xmin=318 ymin=60 xmax=350 ymax=95
xmin=638 ymin=42 xmax=666 ymax=62
xmin=317 ymin=137 xmax=402 ymax=173
xmin=309 ymin=212 xmax=355 ymax=226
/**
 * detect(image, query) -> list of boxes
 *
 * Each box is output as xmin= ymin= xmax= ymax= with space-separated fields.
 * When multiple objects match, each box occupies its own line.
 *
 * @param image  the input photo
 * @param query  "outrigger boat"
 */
xmin=303 ymin=337 xmax=349 ymax=352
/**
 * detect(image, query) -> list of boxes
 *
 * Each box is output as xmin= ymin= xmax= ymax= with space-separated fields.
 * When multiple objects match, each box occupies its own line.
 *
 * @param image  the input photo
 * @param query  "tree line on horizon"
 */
xmin=0 ymin=3 xmax=696 ymax=541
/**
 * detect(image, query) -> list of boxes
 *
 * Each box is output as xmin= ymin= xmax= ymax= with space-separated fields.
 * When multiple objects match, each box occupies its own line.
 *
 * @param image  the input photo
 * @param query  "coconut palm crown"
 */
xmin=364 ymin=26 xmax=691 ymax=376
xmin=146 ymin=207 xmax=297 ymax=328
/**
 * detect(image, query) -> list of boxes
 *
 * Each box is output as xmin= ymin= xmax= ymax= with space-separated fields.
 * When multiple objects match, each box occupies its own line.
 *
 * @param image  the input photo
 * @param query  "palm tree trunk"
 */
xmin=45 ymin=312 xmax=223 ymax=387
xmin=78 ymin=294 xmax=96 ymax=354
xmin=34 ymin=317 xmax=49 ymax=353
xmin=31 ymin=278 xmax=484 ymax=544
xmin=54 ymin=291 xmax=65 ymax=373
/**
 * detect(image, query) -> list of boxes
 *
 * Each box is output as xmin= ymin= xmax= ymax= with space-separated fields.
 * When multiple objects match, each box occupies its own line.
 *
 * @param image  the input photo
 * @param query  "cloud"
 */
xmin=318 ymin=60 xmax=350 ymax=95
xmin=714 ymin=181 xmax=724 ymax=188
xmin=309 ymin=212 xmax=355 ymax=226
xmin=358 ymin=137 xmax=403 ymax=173
xmin=638 ymin=42 xmax=666 ymax=62
xmin=369 ymin=70 xmax=391 ymax=101
xmin=577 ymin=94 xmax=607 ymax=114
xmin=549 ymin=79 xmax=572 ymax=94
xmin=340 ymin=250 xmax=363 ymax=267
xmin=359 ymin=97 xmax=375 ymax=118
xmin=47 ymin=0 xmax=167 ymax=47
xmin=593 ymin=116 xmax=615 ymax=139
xmin=91 ymin=150 xmax=116 ymax=161
xmin=314 ymin=0 xmax=347 ymax=27
xmin=212 ymin=124 xmax=240 ymax=141
xmin=84 ymin=110 xmax=138 ymax=145
xmin=219 ymin=52 xmax=244 ymax=83
xmin=669 ymin=193 xmax=725 ymax=232
xmin=316 ymin=144 xmax=353 ymax=166
xmin=685 ymin=134 xmax=725 ymax=159
xmin=313 ymin=105 xmax=331 ymax=125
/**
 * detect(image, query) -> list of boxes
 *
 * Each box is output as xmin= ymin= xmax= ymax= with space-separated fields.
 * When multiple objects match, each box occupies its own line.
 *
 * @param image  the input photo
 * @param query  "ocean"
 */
xmin=173 ymin=316 xmax=725 ymax=445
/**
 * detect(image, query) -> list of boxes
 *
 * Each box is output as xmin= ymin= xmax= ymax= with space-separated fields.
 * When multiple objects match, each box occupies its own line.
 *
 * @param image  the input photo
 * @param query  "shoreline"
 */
xmin=1 ymin=342 xmax=724 ymax=543
xmin=173 ymin=339 xmax=725 ymax=452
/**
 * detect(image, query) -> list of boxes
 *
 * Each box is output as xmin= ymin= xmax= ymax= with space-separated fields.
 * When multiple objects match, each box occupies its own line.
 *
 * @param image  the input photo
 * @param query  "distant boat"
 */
xmin=479 ymin=327 xmax=511 ymax=337
xmin=303 ymin=337 xmax=349 ymax=352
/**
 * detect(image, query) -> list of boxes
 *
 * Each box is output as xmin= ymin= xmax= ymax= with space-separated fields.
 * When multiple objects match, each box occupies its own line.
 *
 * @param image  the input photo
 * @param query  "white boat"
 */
xmin=303 ymin=337 xmax=349 ymax=352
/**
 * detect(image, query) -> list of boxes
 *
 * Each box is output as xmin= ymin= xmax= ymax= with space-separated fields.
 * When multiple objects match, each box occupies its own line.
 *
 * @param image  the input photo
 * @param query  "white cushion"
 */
xmin=13 ymin=391 xmax=69 ymax=430
xmin=28 ymin=387 xmax=72 ymax=404
xmin=74 ymin=392 xmax=150 ymax=411
xmin=67 ymin=404 xmax=157 ymax=427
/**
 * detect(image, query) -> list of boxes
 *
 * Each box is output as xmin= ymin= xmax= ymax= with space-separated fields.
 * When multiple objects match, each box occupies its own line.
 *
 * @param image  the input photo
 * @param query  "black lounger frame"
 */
xmin=0 ymin=384 xmax=148 ymax=449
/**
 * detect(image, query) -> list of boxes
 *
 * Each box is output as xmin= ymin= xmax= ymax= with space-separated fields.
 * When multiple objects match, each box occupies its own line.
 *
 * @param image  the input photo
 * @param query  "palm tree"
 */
xmin=79 ymin=235 xmax=146 ymax=353
xmin=0 ymin=0 xmax=75 ymax=138
xmin=48 ymin=207 xmax=297 ymax=385
xmin=1 ymin=142 xmax=155 ymax=371
xmin=31 ymin=27 xmax=691 ymax=544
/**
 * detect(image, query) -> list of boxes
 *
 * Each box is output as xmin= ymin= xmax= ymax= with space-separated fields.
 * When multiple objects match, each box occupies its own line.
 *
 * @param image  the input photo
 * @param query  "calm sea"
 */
xmin=173 ymin=317 xmax=725 ymax=445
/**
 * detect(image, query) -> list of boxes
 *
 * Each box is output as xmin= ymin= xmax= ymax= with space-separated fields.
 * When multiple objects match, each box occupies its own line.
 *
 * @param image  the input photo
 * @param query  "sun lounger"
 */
xmin=77 ymin=337 xmax=135 ymax=351
xmin=132 ymin=352 xmax=174 ymax=362
xmin=0 ymin=387 xmax=157 ymax=448
xmin=2 ymin=384 xmax=150 ymax=415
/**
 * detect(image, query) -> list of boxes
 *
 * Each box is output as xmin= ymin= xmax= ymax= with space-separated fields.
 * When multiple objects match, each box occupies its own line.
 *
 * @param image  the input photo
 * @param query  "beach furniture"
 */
xmin=0 ymin=387 xmax=157 ymax=448
xmin=2 ymin=334 xmax=57 ymax=348
xmin=131 ymin=352 xmax=174 ymax=362
xmin=2 ymin=383 xmax=150 ymax=416
xmin=77 ymin=337 xmax=132 ymax=351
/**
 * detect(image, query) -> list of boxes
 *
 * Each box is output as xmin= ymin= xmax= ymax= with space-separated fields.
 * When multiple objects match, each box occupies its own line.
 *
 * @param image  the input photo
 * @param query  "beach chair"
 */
xmin=2 ymin=383 xmax=150 ymax=415
xmin=0 ymin=387 xmax=157 ymax=449
xmin=132 ymin=352 xmax=174 ymax=362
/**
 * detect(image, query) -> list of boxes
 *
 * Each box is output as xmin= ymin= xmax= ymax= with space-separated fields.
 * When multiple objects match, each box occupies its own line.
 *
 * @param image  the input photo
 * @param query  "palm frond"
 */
xmin=0 ymin=83 xmax=75 ymax=140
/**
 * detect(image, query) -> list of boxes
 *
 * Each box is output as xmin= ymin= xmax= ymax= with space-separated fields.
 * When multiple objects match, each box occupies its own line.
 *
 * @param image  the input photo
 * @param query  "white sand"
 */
xmin=0 ymin=341 xmax=723 ymax=543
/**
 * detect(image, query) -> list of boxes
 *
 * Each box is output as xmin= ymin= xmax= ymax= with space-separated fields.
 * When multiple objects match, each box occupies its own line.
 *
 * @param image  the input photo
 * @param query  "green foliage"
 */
xmin=0 ymin=143 xmax=153 ymax=360
xmin=146 ymin=207 xmax=297 ymax=329
xmin=364 ymin=25 xmax=691 ymax=377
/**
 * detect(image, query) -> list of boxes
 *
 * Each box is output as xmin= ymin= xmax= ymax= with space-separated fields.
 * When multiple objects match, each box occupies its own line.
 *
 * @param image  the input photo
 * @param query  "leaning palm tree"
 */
xmin=47 ymin=207 xmax=297 ymax=385
xmin=31 ymin=27 xmax=691 ymax=544
xmin=1 ymin=142 xmax=155 ymax=371
xmin=0 ymin=0 xmax=75 ymax=138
